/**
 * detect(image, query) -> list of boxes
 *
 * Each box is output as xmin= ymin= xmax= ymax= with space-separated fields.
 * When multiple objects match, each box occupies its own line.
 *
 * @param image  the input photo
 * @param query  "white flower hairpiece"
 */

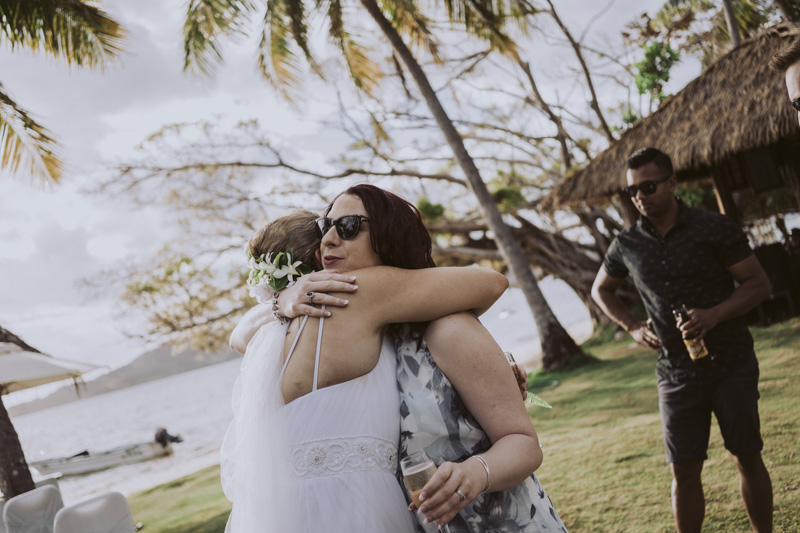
xmin=246 ymin=249 xmax=312 ymax=297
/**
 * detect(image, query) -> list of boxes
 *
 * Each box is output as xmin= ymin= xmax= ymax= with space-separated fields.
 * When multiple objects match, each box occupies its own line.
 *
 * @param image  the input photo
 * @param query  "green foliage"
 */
xmin=675 ymin=184 xmax=719 ymax=211
xmin=612 ymin=107 xmax=641 ymax=133
xmin=622 ymin=107 xmax=639 ymax=126
xmin=417 ymin=197 xmax=445 ymax=222
xmin=633 ymin=41 xmax=680 ymax=102
xmin=491 ymin=185 xmax=526 ymax=212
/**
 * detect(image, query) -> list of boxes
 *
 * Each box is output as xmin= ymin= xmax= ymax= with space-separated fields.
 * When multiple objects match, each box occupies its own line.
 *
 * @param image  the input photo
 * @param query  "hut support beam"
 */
xmin=710 ymin=171 xmax=740 ymax=223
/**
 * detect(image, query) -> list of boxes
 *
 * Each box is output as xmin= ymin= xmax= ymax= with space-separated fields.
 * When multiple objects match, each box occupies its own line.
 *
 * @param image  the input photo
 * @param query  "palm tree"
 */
xmin=183 ymin=0 xmax=583 ymax=369
xmin=0 ymin=0 xmax=124 ymax=184
xmin=653 ymin=0 xmax=792 ymax=66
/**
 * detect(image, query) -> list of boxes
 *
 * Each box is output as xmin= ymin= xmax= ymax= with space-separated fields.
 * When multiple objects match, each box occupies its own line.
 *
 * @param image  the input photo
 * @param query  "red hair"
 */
xmin=325 ymin=184 xmax=435 ymax=270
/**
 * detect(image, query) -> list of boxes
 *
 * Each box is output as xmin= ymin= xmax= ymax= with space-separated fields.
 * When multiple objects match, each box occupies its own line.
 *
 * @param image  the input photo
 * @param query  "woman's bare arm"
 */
xmin=355 ymin=266 xmax=509 ymax=327
xmin=412 ymin=312 xmax=541 ymax=527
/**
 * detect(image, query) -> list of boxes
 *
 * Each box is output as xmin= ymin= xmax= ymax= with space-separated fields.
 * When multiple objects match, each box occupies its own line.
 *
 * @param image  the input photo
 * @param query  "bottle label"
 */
xmin=684 ymin=339 xmax=709 ymax=360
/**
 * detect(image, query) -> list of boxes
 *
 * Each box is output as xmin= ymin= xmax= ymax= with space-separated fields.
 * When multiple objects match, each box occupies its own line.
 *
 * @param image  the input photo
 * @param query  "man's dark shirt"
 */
xmin=603 ymin=201 xmax=755 ymax=384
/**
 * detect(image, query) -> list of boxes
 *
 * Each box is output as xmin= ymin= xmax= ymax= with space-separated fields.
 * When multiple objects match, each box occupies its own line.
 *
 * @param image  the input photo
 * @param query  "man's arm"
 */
xmin=681 ymin=255 xmax=772 ymax=339
xmin=592 ymin=268 xmax=661 ymax=349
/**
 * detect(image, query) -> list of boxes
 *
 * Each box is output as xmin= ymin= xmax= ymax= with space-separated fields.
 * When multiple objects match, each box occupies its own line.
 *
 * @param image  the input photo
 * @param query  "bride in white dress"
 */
xmin=222 ymin=199 xmax=508 ymax=532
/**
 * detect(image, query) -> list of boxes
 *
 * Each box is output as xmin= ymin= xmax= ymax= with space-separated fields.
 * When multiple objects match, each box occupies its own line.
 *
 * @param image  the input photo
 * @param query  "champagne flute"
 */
xmin=504 ymin=351 xmax=552 ymax=408
xmin=400 ymin=450 xmax=451 ymax=533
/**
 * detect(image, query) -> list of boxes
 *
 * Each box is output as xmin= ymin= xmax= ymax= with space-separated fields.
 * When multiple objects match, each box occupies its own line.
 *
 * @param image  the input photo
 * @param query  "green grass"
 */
xmin=128 ymin=318 xmax=800 ymax=532
xmin=129 ymin=464 xmax=231 ymax=533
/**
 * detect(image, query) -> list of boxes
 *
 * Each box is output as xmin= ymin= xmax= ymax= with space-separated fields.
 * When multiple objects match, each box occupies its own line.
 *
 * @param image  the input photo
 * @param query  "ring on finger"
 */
xmin=306 ymin=291 xmax=315 ymax=304
xmin=456 ymin=489 xmax=465 ymax=502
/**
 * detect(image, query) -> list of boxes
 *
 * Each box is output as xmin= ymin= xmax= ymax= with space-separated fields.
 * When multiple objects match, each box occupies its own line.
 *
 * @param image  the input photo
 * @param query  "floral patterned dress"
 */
xmin=394 ymin=331 xmax=568 ymax=533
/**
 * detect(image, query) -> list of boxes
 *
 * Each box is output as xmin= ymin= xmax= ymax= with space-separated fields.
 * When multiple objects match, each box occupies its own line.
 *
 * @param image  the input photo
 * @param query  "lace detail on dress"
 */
xmin=290 ymin=435 xmax=398 ymax=479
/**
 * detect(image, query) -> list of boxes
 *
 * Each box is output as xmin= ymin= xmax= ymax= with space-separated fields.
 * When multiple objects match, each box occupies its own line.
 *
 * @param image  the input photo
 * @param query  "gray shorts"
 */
xmin=657 ymin=354 xmax=763 ymax=463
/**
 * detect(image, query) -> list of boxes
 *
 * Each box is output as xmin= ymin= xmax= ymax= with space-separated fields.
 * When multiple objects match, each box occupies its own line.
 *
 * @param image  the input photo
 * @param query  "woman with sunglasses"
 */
xmin=231 ymin=185 xmax=567 ymax=532
xmin=224 ymin=196 xmax=511 ymax=532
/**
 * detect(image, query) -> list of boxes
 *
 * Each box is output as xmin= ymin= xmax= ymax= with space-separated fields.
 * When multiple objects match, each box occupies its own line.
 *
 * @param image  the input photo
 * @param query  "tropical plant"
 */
xmin=0 ymin=0 xmax=124 ymax=183
xmin=181 ymin=0 xmax=584 ymax=368
xmin=627 ymin=0 xmax=793 ymax=68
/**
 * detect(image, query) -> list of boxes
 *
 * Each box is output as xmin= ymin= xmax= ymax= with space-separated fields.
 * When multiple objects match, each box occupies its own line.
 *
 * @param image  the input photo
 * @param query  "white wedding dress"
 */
xmin=221 ymin=313 xmax=417 ymax=532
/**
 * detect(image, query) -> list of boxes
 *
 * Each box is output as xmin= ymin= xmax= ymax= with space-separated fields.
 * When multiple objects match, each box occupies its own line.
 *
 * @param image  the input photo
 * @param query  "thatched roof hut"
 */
xmin=541 ymin=23 xmax=800 ymax=221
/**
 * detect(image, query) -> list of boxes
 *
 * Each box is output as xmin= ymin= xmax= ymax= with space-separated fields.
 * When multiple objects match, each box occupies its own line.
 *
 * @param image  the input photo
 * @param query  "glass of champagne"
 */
xmin=400 ymin=450 xmax=451 ymax=532
xmin=505 ymin=351 xmax=552 ymax=408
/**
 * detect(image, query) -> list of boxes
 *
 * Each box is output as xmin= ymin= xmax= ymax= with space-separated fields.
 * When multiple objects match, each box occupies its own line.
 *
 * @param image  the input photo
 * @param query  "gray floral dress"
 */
xmin=394 ymin=331 xmax=568 ymax=533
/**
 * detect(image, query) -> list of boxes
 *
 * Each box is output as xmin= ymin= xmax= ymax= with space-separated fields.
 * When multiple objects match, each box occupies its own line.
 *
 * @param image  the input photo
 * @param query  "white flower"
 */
xmin=273 ymin=260 xmax=302 ymax=280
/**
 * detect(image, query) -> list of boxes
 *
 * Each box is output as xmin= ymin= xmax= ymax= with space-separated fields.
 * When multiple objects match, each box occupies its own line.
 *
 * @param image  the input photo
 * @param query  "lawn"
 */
xmin=128 ymin=317 xmax=800 ymax=532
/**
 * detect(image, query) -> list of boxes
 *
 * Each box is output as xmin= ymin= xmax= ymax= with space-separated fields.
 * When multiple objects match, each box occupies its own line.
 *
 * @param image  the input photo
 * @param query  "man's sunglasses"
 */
xmin=315 ymin=215 xmax=370 ymax=240
xmin=793 ymin=96 xmax=800 ymax=112
xmin=622 ymin=175 xmax=672 ymax=197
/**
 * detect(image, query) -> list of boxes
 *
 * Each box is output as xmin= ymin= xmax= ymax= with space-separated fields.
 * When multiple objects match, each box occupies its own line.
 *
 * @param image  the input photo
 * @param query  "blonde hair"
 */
xmin=248 ymin=210 xmax=320 ymax=268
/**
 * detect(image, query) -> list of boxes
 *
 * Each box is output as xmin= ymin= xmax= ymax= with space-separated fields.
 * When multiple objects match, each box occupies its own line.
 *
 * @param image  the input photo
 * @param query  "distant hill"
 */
xmin=8 ymin=345 xmax=241 ymax=416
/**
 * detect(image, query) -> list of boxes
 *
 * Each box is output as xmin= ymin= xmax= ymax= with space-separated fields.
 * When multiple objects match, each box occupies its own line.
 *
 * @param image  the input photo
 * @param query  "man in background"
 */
xmin=591 ymin=148 xmax=773 ymax=533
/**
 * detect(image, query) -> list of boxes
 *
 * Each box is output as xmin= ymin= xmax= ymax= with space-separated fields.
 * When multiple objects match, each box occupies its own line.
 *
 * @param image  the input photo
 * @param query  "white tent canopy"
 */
xmin=0 ymin=343 xmax=100 ymax=394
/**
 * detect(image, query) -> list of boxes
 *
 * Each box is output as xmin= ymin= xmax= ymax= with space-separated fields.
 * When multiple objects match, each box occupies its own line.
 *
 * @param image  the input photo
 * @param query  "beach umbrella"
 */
xmin=0 ymin=343 xmax=99 ymax=393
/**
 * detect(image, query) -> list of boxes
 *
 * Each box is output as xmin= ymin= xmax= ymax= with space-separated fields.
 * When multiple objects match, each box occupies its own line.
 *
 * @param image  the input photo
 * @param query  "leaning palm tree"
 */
xmin=0 ymin=0 xmax=125 ymax=184
xmin=183 ymin=0 xmax=583 ymax=369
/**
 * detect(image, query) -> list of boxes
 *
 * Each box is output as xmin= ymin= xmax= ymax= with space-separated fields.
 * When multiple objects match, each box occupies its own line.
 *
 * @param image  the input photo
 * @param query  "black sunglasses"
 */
xmin=315 ymin=215 xmax=370 ymax=240
xmin=793 ymin=96 xmax=800 ymax=112
xmin=622 ymin=175 xmax=672 ymax=197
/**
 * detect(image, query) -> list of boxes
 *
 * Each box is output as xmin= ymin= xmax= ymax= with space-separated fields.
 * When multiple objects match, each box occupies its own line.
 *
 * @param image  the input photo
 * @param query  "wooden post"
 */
xmin=710 ymin=167 xmax=740 ymax=224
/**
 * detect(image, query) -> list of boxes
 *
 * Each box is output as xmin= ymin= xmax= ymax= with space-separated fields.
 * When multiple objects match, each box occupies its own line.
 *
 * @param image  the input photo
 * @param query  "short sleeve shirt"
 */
xmin=603 ymin=201 xmax=755 ymax=384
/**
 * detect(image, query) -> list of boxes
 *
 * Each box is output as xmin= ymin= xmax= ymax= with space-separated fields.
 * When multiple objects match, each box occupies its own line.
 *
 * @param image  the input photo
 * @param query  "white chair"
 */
xmin=33 ymin=480 xmax=59 ymax=493
xmin=2 ymin=485 xmax=63 ymax=533
xmin=53 ymin=492 xmax=135 ymax=533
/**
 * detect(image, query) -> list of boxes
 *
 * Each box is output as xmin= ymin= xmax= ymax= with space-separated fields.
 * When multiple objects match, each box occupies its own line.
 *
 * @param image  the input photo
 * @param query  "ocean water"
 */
xmin=10 ymin=359 xmax=242 ymax=504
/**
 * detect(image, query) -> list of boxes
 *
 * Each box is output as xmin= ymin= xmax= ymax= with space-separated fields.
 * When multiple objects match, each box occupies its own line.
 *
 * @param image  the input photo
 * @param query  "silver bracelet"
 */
xmin=470 ymin=455 xmax=491 ymax=493
xmin=271 ymin=291 xmax=290 ymax=325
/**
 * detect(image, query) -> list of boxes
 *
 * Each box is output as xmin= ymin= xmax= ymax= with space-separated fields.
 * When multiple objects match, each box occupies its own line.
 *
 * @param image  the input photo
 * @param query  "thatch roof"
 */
xmin=542 ymin=23 xmax=800 ymax=212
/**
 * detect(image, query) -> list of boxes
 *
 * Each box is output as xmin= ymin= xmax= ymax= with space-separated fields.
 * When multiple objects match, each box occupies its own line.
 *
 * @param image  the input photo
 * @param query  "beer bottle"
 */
xmin=672 ymin=305 xmax=709 ymax=360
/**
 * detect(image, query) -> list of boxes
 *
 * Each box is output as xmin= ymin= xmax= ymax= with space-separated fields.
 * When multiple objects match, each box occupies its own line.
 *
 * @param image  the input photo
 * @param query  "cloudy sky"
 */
xmin=1 ymin=0 xmax=683 ymax=377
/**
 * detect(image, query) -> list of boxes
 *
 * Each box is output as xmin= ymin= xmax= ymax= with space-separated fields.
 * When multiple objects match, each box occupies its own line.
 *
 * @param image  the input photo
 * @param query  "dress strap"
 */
xmin=279 ymin=315 xmax=310 ymax=381
xmin=312 ymin=306 xmax=325 ymax=392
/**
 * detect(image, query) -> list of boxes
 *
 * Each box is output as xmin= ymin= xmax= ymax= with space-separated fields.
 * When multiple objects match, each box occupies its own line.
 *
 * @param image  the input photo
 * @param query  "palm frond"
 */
xmin=324 ymin=0 xmax=381 ymax=92
xmin=183 ymin=0 xmax=255 ymax=75
xmin=381 ymin=0 xmax=441 ymax=61
xmin=283 ymin=0 xmax=314 ymax=63
xmin=0 ymin=0 xmax=125 ymax=68
xmin=256 ymin=0 xmax=305 ymax=100
xmin=0 ymin=83 xmax=63 ymax=184
xmin=458 ymin=0 xmax=519 ymax=56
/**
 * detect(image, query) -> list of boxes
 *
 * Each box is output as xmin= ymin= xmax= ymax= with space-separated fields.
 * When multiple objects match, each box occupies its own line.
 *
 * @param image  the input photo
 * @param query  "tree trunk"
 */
xmin=359 ymin=0 xmax=583 ymax=369
xmin=774 ymin=0 xmax=798 ymax=22
xmin=722 ymin=0 xmax=742 ymax=47
xmin=0 ymin=394 xmax=35 ymax=499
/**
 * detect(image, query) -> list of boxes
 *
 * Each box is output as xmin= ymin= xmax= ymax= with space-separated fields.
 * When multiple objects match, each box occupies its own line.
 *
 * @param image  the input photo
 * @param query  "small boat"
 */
xmin=29 ymin=428 xmax=183 ymax=477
